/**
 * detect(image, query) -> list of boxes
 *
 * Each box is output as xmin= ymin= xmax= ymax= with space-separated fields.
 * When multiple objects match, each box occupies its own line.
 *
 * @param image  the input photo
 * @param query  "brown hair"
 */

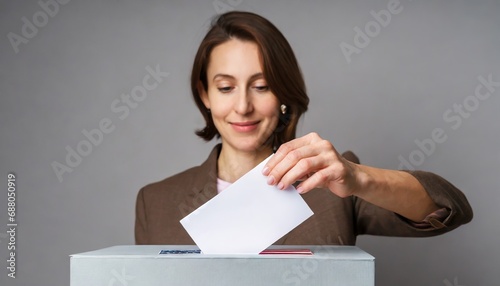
xmin=191 ymin=11 xmax=309 ymax=149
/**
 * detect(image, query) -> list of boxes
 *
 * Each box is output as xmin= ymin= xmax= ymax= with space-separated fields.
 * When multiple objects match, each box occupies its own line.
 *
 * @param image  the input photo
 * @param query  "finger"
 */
xmin=297 ymin=173 xmax=312 ymax=182
xmin=276 ymin=156 xmax=324 ymax=190
xmin=271 ymin=136 xmax=339 ymax=188
xmin=296 ymin=169 xmax=333 ymax=194
xmin=262 ymin=136 xmax=309 ymax=176
xmin=263 ymin=132 xmax=323 ymax=176
xmin=268 ymin=144 xmax=321 ymax=187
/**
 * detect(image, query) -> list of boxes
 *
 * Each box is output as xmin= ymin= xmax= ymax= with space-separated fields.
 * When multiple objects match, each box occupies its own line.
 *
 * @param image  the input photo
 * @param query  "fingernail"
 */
xmin=262 ymin=166 xmax=270 ymax=175
xmin=277 ymin=182 xmax=284 ymax=190
xmin=267 ymin=176 xmax=275 ymax=185
xmin=296 ymin=187 xmax=304 ymax=194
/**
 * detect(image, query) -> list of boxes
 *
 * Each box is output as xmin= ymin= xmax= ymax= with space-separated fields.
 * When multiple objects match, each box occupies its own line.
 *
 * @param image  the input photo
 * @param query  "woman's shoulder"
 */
xmin=143 ymin=165 xmax=207 ymax=191
xmin=138 ymin=145 xmax=221 ymax=197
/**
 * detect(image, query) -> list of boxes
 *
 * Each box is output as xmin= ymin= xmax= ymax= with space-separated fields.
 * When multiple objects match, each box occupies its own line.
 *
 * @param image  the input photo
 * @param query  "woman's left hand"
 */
xmin=262 ymin=132 xmax=363 ymax=196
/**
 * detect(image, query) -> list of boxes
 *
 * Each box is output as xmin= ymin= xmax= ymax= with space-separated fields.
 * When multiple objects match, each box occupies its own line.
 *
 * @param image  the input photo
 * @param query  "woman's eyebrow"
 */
xmin=248 ymin=73 xmax=264 ymax=82
xmin=212 ymin=73 xmax=264 ymax=82
xmin=213 ymin=74 xmax=235 ymax=81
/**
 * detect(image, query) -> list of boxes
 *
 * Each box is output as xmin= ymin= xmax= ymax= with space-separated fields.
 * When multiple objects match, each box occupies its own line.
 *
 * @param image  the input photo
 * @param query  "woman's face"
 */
xmin=200 ymin=39 xmax=280 ymax=154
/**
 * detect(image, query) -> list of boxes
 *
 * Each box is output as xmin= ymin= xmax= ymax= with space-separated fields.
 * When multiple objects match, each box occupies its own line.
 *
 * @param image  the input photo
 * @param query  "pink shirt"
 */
xmin=217 ymin=178 xmax=232 ymax=193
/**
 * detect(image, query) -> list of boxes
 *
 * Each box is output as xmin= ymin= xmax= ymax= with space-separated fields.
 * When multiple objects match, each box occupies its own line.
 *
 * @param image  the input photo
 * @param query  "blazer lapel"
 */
xmin=181 ymin=144 xmax=221 ymax=213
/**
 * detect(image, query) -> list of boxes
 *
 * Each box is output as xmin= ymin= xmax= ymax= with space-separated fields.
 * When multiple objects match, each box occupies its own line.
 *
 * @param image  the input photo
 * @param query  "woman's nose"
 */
xmin=234 ymin=90 xmax=253 ymax=115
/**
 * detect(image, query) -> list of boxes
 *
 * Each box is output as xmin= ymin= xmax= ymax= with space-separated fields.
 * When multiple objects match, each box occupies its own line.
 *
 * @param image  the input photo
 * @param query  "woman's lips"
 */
xmin=230 ymin=121 xmax=260 ymax=132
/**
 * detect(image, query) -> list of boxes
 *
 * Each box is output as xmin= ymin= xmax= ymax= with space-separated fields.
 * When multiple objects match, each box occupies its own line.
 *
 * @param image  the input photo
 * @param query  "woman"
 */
xmin=135 ymin=11 xmax=472 ymax=245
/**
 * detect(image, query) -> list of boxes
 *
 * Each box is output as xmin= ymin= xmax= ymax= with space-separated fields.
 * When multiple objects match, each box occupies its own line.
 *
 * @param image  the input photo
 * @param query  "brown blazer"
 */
xmin=135 ymin=144 xmax=472 ymax=245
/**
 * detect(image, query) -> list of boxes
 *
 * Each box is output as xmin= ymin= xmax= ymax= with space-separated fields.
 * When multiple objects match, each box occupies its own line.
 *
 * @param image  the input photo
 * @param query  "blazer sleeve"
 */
xmin=353 ymin=170 xmax=473 ymax=237
xmin=135 ymin=188 xmax=148 ymax=244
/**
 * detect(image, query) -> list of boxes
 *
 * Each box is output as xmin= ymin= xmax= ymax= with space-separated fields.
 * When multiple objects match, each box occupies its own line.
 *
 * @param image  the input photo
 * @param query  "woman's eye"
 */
xmin=254 ymin=85 xmax=269 ymax=92
xmin=218 ymin=86 xmax=233 ymax=93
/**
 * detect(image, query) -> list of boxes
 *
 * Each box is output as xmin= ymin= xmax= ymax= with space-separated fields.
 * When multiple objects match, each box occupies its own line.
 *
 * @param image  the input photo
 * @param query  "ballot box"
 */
xmin=70 ymin=245 xmax=374 ymax=286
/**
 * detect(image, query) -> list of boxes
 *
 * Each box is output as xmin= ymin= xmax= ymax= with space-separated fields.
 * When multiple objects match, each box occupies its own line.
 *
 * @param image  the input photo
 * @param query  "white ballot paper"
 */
xmin=180 ymin=155 xmax=314 ymax=254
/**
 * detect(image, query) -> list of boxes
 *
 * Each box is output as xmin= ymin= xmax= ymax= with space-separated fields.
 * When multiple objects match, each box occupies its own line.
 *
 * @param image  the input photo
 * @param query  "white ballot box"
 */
xmin=70 ymin=245 xmax=374 ymax=286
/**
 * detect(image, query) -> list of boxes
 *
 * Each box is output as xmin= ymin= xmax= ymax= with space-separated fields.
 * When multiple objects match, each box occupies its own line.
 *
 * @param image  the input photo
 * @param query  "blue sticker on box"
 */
xmin=159 ymin=249 xmax=201 ymax=255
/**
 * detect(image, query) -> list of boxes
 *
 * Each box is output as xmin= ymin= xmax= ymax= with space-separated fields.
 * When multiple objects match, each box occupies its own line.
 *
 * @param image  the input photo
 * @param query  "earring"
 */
xmin=280 ymin=104 xmax=287 ymax=115
xmin=207 ymin=108 xmax=211 ymax=113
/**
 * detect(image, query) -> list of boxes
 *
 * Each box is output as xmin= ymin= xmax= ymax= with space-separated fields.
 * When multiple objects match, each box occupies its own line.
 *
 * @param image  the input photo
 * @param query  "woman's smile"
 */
xmin=229 ymin=120 xmax=260 ymax=132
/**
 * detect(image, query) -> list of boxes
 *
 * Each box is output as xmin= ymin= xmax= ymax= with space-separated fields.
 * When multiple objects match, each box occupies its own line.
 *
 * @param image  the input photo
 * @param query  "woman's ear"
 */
xmin=198 ymin=81 xmax=210 ymax=109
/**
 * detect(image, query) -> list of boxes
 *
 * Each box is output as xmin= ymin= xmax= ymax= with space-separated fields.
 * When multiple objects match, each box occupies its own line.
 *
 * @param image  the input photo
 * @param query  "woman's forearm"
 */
xmin=353 ymin=164 xmax=440 ymax=222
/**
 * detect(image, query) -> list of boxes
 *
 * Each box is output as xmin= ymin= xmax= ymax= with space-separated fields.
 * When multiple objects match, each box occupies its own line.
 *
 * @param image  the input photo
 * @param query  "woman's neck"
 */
xmin=217 ymin=145 xmax=273 ymax=183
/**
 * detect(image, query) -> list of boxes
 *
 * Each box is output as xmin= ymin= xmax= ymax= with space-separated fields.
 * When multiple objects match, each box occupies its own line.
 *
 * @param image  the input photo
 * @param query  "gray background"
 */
xmin=0 ymin=0 xmax=498 ymax=285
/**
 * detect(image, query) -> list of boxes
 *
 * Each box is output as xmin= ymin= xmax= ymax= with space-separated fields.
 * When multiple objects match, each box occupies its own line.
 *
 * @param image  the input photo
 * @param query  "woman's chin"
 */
xmin=226 ymin=140 xmax=271 ymax=154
